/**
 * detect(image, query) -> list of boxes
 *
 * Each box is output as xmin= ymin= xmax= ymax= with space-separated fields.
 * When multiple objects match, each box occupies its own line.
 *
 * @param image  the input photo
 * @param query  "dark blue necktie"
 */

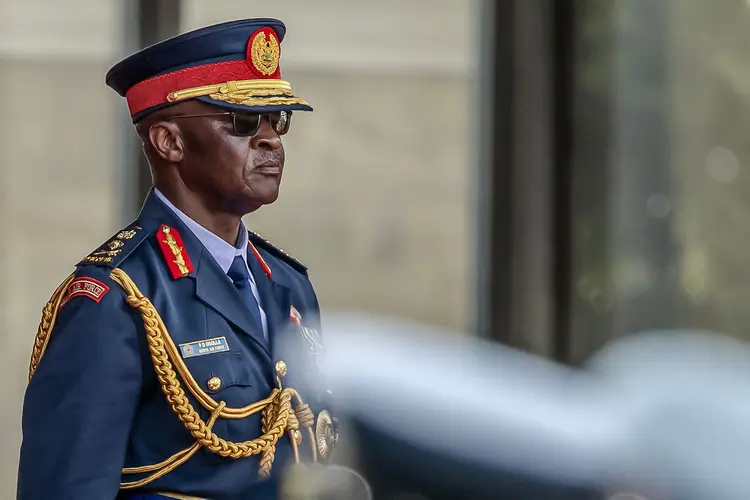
xmin=227 ymin=255 xmax=265 ymax=338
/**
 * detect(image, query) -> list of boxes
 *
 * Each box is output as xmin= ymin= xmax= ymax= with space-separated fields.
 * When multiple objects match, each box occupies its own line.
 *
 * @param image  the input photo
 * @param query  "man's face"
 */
xmin=168 ymin=101 xmax=287 ymax=215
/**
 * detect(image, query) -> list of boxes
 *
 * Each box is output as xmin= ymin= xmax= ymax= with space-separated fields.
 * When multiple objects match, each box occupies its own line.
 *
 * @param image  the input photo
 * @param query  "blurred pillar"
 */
xmin=566 ymin=0 xmax=617 ymax=363
xmin=609 ymin=0 xmax=675 ymax=336
xmin=475 ymin=0 xmax=573 ymax=361
xmin=120 ymin=0 xmax=181 ymax=219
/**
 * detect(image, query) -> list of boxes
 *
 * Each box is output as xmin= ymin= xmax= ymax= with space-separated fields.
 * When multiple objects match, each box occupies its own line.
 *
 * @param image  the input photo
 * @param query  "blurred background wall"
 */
xmin=0 ymin=1 xmax=124 ymax=492
xmin=181 ymin=1 xmax=478 ymax=332
xmin=4 ymin=0 xmax=750 ymax=497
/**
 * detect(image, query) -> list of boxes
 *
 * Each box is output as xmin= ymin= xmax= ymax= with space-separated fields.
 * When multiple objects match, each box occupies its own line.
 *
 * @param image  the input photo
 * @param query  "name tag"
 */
xmin=179 ymin=336 xmax=230 ymax=358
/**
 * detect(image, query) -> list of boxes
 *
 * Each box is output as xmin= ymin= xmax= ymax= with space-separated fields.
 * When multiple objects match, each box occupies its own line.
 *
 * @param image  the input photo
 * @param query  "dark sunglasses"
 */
xmin=166 ymin=110 xmax=292 ymax=136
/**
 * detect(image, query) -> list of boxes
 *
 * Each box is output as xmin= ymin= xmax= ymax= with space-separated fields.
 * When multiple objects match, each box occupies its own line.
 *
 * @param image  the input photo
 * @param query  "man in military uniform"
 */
xmin=18 ymin=18 xmax=336 ymax=500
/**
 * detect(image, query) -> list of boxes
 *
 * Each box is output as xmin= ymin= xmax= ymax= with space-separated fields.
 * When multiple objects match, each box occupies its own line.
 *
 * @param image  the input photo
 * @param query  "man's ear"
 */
xmin=148 ymin=121 xmax=184 ymax=163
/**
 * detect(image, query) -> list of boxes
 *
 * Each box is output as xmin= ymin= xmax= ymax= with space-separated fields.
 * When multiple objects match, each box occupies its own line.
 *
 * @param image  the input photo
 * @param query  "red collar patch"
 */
xmin=156 ymin=224 xmax=194 ymax=279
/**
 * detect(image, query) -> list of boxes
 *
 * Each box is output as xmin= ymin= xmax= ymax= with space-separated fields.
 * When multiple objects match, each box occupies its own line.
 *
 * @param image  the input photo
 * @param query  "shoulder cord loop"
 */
xmin=28 ymin=273 xmax=75 ymax=380
xmin=28 ymin=268 xmax=318 ymax=490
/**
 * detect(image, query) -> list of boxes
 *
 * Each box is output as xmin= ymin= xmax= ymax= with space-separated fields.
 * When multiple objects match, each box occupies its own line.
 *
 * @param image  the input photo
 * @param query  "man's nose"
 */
xmin=252 ymin=119 xmax=282 ymax=150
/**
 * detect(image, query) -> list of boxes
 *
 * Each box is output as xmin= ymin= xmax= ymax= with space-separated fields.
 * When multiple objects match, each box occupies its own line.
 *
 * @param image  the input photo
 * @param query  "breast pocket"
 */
xmin=182 ymin=350 xmax=271 ymax=463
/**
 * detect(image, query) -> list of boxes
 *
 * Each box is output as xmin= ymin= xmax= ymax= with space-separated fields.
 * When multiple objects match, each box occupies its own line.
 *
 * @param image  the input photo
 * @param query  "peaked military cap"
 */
xmin=105 ymin=18 xmax=312 ymax=122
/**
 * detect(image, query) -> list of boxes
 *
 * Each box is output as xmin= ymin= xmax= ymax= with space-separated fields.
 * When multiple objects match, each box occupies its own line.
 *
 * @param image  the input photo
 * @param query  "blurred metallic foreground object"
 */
xmin=280 ymin=464 xmax=373 ymax=500
xmin=304 ymin=313 xmax=750 ymax=500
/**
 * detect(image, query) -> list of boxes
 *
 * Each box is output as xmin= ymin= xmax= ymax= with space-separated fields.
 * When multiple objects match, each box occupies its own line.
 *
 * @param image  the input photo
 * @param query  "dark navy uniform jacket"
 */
xmin=18 ymin=190 xmax=328 ymax=500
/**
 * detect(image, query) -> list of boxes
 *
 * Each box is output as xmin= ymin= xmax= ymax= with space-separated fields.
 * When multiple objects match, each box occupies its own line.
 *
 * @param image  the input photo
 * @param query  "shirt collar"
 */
xmin=154 ymin=188 xmax=248 ymax=274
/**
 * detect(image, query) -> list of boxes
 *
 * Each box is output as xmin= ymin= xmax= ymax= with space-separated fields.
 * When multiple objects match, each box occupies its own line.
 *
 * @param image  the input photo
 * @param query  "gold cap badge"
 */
xmin=249 ymin=28 xmax=280 ymax=76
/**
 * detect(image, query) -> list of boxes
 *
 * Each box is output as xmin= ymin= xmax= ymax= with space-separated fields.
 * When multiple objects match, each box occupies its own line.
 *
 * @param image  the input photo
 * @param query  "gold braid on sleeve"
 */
xmin=27 ymin=268 xmax=319 ymax=490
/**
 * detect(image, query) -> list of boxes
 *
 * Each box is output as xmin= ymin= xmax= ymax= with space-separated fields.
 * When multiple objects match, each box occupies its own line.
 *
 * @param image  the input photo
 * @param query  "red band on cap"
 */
xmin=125 ymin=27 xmax=283 ymax=117
xmin=126 ymin=60 xmax=253 ymax=116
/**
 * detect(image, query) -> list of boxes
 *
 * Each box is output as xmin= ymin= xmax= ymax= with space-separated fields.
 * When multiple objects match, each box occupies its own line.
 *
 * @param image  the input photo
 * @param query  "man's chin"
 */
xmin=256 ymin=188 xmax=280 ymax=206
xmin=236 ymin=189 xmax=279 ymax=215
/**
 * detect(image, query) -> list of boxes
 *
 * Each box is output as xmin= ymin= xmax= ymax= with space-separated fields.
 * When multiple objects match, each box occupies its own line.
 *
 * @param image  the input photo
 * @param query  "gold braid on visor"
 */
xmin=167 ymin=79 xmax=310 ymax=108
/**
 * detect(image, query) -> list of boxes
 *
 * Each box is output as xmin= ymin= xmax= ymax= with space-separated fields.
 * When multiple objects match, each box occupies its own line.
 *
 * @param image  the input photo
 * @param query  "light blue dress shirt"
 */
xmin=154 ymin=188 xmax=268 ymax=339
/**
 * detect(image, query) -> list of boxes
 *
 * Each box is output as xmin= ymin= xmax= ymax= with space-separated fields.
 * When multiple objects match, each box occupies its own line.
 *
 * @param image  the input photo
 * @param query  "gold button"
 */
xmin=275 ymin=360 xmax=287 ymax=377
xmin=207 ymin=376 xmax=222 ymax=391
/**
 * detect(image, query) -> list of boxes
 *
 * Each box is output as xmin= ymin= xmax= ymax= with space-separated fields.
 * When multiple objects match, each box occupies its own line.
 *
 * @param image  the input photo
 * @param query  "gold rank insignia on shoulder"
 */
xmin=116 ymin=229 xmax=139 ymax=240
xmin=248 ymin=230 xmax=307 ymax=273
xmin=82 ymin=225 xmax=143 ymax=265
xmin=249 ymin=231 xmax=297 ymax=260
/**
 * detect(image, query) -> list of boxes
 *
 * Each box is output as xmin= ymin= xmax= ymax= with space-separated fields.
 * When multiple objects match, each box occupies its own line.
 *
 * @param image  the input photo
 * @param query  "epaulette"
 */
xmin=77 ymin=223 xmax=149 ymax=268
xmin=248 ymin=230 xmax=308 ymax=276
